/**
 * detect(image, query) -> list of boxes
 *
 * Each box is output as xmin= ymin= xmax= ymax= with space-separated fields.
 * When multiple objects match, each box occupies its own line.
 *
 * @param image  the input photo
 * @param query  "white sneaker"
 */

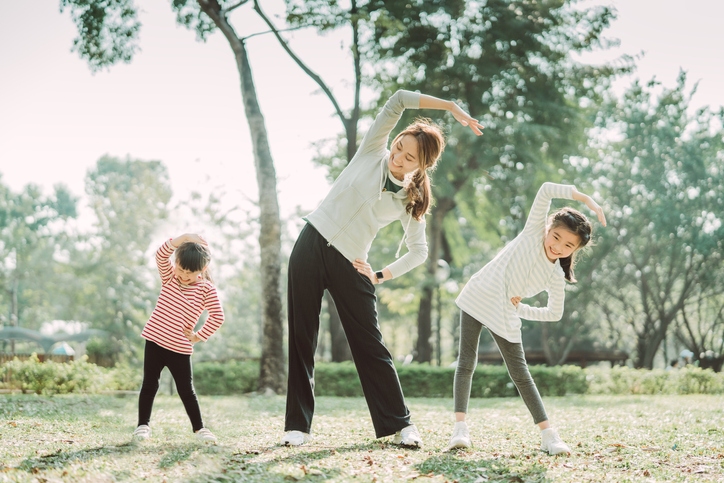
xmin=133 ymin=425 xmax=151 ymax=441
xmin=541 ymin=428 xmax=570 ymax=455
xmin=392 ymin=424 xmax=422 ymax=448
xmin=448 ymin=421 xmax=471 ymax=450
xmin=195 ymin=428 xmax=217 ymax=443
xmin=281 ymin=430 xmax=311 ymax=446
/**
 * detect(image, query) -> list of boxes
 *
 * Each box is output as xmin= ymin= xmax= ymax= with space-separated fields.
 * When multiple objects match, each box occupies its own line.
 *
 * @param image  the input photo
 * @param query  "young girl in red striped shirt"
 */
xmin=133 ymin=233 xmax=225 ymax=443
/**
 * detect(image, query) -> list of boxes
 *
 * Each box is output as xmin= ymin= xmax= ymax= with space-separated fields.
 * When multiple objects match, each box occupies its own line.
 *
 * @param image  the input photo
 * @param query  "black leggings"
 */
xmin=138 ymin=340 xmax=204 ymax=432
xmin=285 ymin=223 xmax=411 ymax=438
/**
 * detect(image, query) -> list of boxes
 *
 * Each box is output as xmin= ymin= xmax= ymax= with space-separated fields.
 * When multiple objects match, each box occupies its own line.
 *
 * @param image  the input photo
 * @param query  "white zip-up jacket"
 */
xmin=456 ymin=182 xmax=575 ymax=343
xmin=304 ymin=90 xmax=428 ymax=278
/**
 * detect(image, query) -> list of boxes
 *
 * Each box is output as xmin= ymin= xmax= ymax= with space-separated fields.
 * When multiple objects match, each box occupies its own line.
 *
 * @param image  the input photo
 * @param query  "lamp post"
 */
xmin=434 ymin=259 xmax=450 ymax=366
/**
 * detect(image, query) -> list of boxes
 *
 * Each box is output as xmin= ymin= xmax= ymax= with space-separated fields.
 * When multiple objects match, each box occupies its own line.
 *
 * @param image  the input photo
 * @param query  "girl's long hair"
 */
xmin=547 ymin=208 xmax=592 ymax=283
xmin=175 ymin=242 xmax=213 ymax=283
xmin=391 ymin=118 xmax=446 ymax=221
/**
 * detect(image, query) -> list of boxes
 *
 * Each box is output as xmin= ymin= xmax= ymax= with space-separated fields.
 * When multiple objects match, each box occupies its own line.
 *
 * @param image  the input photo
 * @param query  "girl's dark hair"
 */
xmin=391 ymin=118 xmax=446 ymax=221
xmin=175 ymin=242 xmax=213 ymax=283
xmin=547 ymin=207 xmax=592 ymax=283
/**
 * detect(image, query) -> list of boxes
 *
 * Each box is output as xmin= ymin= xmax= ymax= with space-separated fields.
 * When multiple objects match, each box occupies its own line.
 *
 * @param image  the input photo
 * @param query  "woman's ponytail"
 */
xmin=392 ymin=118 xmax=445 ymax=221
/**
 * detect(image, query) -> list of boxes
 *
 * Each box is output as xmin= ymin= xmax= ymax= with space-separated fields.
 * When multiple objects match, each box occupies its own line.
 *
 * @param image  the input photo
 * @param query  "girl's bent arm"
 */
xmin=195 ymin=285 xmax=225 ymax=341
xmin=522 ymin=182 xmax=575 ymax=236
xmin=515 ymin=278 xmax=566 ymax=322
xmin=572 ymin=188 xmax=607 ymax=226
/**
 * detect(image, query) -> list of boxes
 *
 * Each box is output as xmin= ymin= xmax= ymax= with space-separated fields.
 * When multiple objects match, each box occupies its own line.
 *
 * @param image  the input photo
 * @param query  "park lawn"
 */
xmin=0 ymin=394 xmax=722 ymax=482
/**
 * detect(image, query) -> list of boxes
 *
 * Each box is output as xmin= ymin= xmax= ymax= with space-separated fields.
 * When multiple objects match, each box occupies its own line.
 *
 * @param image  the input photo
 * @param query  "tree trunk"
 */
xmin=415 ymin=198 xmax=452 ymax=362
xmin=198 ymin=1 xmax=285 ymax=393
xmin=253 ymin=0 xmax=361 ymax=362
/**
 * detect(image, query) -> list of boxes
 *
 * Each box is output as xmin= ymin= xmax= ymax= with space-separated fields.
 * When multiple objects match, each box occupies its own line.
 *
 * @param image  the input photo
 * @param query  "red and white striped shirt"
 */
xmin=141 ymin=240 xmax=225 ymax=355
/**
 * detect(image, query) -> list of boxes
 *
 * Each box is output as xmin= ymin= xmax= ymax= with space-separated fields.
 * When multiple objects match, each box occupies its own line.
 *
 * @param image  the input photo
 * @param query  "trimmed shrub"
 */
xmin=0 ymin=354 xmax=110 ymax=395
xmin=192 ymin=359 xmax=259 ymax=395
xmin=312 ymin=363 xmax=588 ymax=398
xmin=585 ymin=366 xmax=724 ymax=395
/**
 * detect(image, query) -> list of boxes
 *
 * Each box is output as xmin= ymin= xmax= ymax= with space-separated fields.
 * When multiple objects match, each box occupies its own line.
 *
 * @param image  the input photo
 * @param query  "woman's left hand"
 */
xmin=451 ymin=103 xmax=484 ymax=136
xmin=353 ymin=259 xmax=378 ymax=284
xmin=184 ymin=327 xmax=202 ymax=344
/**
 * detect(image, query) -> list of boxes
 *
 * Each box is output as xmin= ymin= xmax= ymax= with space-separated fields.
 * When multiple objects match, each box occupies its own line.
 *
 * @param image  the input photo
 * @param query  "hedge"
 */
xmin=2 ymin=356 xmax=723 ymax=397
xmin=313 ymin=362 xmax=589 ymax=398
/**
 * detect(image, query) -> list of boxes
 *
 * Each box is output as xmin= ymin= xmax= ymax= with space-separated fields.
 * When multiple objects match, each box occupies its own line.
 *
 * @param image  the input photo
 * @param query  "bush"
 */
xmin=585 ymin=366 xmax=724 ymax=395
xmin=0 ymin=354 xmax=110 ymax=395
xmin=313 ymin=363 xmax=588 ymax=398
xmin=192 ymin=359 xmax=259 ymax=395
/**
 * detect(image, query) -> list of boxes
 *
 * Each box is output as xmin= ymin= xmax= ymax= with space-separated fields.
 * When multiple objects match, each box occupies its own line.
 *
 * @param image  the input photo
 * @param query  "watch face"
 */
xmin=376 ymin=271 xmax=384 ymax=279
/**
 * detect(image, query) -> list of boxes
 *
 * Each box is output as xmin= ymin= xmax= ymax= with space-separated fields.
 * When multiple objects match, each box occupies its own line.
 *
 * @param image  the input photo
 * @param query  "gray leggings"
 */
xmin=454 ymin=311 xmax=548 ymax=424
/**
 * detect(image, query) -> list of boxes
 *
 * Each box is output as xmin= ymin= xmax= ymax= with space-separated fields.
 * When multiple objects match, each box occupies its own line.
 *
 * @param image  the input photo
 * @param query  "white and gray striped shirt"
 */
xmin=456 ymin=182 xmax=574 ymax=343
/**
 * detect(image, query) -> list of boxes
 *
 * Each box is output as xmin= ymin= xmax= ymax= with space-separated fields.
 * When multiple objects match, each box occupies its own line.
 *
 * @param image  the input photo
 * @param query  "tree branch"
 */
xmin=222 ymin=0 xmax=250 ymax=16
xmin=252 ymin=0 xmax=348 ymax=129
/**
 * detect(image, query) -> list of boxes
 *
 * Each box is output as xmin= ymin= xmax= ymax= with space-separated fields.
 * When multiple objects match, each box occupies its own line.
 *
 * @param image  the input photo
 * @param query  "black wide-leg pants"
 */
xmin=284 ymin=223 xmax=411 ymax=438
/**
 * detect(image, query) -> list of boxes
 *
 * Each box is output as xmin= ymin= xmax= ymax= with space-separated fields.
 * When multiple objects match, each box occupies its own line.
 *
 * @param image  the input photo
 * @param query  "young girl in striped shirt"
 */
xmin=133 ymin=233 xmax=225 ymax=443
xmin=449 ymin=182 xmax=606 ymax=454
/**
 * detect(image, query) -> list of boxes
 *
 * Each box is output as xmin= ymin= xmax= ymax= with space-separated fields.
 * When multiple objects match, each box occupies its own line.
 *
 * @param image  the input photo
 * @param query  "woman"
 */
xmin=283 ymin=89 xmax=484 ymax=447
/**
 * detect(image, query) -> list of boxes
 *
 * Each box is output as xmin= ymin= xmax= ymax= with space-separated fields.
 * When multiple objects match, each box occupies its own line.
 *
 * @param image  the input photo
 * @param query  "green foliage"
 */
xmin=192 ymin=360 xmax=259 ymax=395
xmin=59 ymin=0 xmax=141 ymax=71
xmin=0 ymin=177 xmax=79 ymax=330
xmin=586 ymin=366 xmax=724 ymax=395
xmin=583 ymin=73 xmax=724 ymax=368
xmin=0 ymin=354 xmax=109 ymax=395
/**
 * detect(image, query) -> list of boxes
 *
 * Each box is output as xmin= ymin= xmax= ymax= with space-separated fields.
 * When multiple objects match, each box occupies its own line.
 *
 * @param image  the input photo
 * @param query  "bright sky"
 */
xmin=1 ymin=0 xmax=722 ymax=228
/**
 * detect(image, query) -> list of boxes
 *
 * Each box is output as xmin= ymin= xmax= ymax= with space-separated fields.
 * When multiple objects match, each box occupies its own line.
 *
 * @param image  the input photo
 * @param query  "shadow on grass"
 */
xmin=16 ymin=442 xmax=136 ymax=473
xmin=416 ymin=453 xmax=549 ymax=483
xmin=187 ymin=441 xmax=390 ymax=483
xmin=16 ymin=441 xmax=218 ymax=474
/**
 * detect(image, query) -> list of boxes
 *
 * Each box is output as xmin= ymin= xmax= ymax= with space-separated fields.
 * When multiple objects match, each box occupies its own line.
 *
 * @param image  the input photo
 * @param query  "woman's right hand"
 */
xmin=450 ymin=102 xmax=484 ymax=136
xmin=353 ymin=259 xmax=378 ymax=285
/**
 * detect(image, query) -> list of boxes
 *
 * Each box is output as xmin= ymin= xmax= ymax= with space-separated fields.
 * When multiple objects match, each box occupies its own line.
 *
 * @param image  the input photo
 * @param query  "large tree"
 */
xmin=60 ymin=0 xmax=285 ymax=391
xmin=587 ymin=73 xmax=724 ymax=369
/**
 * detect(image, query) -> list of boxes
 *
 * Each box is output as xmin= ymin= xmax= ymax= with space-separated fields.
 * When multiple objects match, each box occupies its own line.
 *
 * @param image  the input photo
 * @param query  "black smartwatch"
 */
xmin=375 ymin=271 xmax=384 ymax=282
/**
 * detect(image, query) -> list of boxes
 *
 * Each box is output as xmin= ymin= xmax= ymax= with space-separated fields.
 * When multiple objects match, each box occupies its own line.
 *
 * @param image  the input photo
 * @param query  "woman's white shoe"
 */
xmin=281 ymin=430 xmax=311 ymax=446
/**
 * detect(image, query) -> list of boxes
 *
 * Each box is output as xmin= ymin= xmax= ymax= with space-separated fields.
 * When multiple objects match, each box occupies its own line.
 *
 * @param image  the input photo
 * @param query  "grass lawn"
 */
xmin=0 ymin=393 xmax=722 ymax=482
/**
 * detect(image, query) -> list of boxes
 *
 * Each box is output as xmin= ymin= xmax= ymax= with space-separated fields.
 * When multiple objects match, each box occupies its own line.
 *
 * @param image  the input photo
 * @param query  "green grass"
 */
xmin=0 ymin=394 xmax=722 ymax=482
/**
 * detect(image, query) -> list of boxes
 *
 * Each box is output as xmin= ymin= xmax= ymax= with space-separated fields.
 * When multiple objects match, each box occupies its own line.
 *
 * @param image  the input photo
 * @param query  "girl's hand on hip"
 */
xmin=183 ymin=327 xmax=202 ymax=344
xmin=510 ymin=296 xmax=522 ymax=307
xmin=353 ymin=259 xmax=378 ymax=285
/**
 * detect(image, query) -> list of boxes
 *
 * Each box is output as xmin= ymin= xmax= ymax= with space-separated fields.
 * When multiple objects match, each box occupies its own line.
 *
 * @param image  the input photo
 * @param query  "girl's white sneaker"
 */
xmin=281 ymin=430 xmax=311 ymax=446
xmin=448 ymin=421 xmax=471 ymax=450
xmin=195 ymin=428 xmax=217 ymax=442
xmin=132 ymin=425 xmax=151 ymax=441
xmin=540 ymin=428 xmax=570 ymax=455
